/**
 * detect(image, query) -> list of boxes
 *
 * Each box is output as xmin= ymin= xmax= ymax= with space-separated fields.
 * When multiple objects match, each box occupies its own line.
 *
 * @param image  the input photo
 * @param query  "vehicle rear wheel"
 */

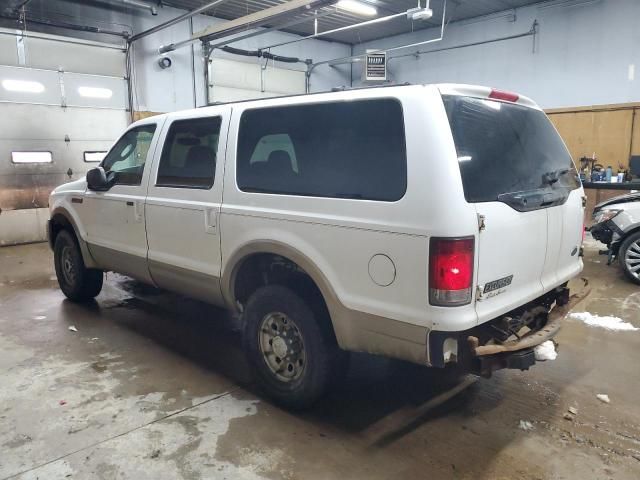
xmin=619 ymin=231 xmax=640 ymax=285
xmin=242 ymin=285 xmax=339 ymax=409
xmin=54 ymin=230 xmax=103 ymax=301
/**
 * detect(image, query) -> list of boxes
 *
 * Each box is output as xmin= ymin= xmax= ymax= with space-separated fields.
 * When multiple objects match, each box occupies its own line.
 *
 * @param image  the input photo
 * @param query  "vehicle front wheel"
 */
xmin=619 ymin=231 xmax=640 ymax=285
xmin=54 ymin=230 xmax=104 ymax=301
xmin=242 ymin=285 xmax=339 ymax=409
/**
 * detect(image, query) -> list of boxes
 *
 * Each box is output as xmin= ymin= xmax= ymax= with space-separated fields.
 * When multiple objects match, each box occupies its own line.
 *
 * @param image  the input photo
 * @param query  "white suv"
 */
xmin=48 ymin=84 xmax=586 ymax=408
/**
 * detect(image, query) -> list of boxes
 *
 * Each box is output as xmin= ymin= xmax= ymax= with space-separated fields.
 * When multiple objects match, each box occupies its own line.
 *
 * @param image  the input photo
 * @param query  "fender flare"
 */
xmin=221 ymin=239 xmax=344 ymax=321
xmin=49 ymin=207 xmax=99 ymax=269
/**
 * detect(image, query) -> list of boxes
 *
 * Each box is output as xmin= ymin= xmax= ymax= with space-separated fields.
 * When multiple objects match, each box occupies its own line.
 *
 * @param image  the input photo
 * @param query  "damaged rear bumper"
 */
xmin=428 ymin=281 xmax=590 ymax=376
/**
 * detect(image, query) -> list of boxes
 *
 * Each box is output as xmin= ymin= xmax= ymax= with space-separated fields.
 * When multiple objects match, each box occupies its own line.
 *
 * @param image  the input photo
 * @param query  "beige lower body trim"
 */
xmin=88 ymin=243 xmax=153 ymax=285
xmin=330 ymin=305 xmax=429 ymax=365
xmin=148 ymin=260 xmax=224 ymax=306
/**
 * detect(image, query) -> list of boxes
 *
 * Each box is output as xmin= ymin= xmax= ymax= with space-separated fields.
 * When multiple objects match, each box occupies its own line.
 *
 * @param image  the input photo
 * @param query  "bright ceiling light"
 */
xmin=2 ymin=79 xmax=45 ymax=93
xmin=337 ymin=0 xmax=377 ymax=16
xmin=78 ymin=86 xmax=113 ymax=99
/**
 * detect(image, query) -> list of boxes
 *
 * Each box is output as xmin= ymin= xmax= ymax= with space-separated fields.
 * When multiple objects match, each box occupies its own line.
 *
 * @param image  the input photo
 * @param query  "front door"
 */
xmin=144 ymin=108 xmax=229 ymax=304
xmin=81 ymin=120 xmax=163 ymax=282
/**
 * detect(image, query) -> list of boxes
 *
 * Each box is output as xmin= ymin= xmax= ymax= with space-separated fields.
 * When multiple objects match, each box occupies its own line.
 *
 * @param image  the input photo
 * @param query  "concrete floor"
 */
xmin=1 ymin=238 xmax=639 ymax=480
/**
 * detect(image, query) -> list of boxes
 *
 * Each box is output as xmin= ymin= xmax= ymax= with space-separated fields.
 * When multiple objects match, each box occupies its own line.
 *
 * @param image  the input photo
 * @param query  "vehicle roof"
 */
xmin=130 ymin=82 xmax=540 ymax=128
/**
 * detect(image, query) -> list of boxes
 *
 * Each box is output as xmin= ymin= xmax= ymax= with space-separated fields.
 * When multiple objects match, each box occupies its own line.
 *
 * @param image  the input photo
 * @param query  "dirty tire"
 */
xmin=54 ymin=230 xmax=103 ymax=301
xmin=619 ymin=231 xmax=640 ymax=285
xmin=243 ymin=285 xmax=338 ymax=410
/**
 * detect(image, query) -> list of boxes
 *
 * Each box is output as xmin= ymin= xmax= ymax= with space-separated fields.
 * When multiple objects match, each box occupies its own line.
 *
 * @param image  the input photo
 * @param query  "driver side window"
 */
xmin=102 ymin=124 xmax=156 ymax=186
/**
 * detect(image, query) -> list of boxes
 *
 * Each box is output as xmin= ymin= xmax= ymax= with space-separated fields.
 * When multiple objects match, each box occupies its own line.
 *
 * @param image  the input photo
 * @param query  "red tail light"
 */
xmin=489 ymin=89 xmax=519 ymax=103
xmin=429 ymin=237 xmax=474 ymax=306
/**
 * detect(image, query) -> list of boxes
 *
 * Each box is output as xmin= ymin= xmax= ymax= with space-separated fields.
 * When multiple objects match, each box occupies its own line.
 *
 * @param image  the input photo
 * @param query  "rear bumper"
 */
xmin=428 ymin=280 xmax=590 ymax=374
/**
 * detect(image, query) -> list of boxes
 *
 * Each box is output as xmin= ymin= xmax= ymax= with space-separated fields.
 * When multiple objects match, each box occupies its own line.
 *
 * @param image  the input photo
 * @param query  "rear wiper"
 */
xmin=542 ymin=168 xmax=570 ymax=186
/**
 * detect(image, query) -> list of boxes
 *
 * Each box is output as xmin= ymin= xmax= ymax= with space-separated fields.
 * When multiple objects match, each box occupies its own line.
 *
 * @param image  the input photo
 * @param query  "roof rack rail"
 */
xmin=200 ymin=82 xmax=416 ymax=107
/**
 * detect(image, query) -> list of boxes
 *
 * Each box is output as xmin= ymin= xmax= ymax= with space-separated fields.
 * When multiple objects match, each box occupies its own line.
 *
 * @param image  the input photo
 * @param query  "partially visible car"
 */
xmin=590 ymin=192 xmax=640 ymax=284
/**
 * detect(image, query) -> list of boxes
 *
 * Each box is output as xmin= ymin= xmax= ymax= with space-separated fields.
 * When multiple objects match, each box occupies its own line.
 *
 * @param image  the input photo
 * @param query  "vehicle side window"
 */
xmin=249 ymin=134 xmax=298 ymax=173
xmin=237 ymin=99 xmax=407 ymax=201
xmin=102 ymin=125 xmax=156 ymax=186
xmin=156 ymin=116 xmax=222 ymax=189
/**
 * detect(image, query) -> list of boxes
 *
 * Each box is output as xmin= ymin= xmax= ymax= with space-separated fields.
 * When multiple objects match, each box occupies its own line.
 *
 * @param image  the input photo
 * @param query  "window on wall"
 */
xmin=102 ymin=124 xmax=156 ymax=185
xmin=78 ymin=86 xmax=112 ymax=99
xmin=2 ymin=79 xmax=45 ymax=93
xmin=84 ymin=151 xmax=107 ymax=162
xmin=156 ymin=116 xmax=222 ymax=189
xmin=11 ymin=151 xmax=53 ymax=164
xmin=237 ymin=99 xmax=407 ymax=201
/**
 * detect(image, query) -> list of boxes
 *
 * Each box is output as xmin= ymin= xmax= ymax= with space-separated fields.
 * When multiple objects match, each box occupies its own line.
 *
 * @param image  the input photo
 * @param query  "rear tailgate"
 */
xmin=441 ymin=86 xmax=583 ymax=322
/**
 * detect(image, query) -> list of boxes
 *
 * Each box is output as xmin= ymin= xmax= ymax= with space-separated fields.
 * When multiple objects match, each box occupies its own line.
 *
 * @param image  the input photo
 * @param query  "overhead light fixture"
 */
xmin=158 ymin=57 xmax=172 ymax=69
xmin=2 ymin=79 xmax=45 ymax=93
xmin=407 ymin=6 xmax=433 ymax=21
xmin=78 ymin=86 xmax=113 ymax=99
xmin=337 ymin=0 xmax=377 ymax=16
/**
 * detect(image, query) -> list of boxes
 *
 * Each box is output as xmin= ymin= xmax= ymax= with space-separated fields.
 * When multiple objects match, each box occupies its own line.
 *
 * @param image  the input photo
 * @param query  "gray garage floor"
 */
xmin=1 ymin=238 xmax=639 ymax=480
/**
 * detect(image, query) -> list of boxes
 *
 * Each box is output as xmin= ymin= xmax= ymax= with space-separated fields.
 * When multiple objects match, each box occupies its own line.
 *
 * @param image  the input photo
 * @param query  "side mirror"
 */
xmin=86 ymin=167 xmax=112 ymax=191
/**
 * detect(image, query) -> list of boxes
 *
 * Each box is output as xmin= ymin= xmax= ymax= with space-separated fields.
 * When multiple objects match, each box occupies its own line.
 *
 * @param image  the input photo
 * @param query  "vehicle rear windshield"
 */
xmin=443 ymin=95 xmax=580 ymax=203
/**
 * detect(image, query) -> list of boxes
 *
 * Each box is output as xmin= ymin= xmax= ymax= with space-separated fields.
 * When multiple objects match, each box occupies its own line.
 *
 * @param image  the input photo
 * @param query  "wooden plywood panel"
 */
xmin=548 ymin=111 xmax=595 ymax=161
xmin=631 ymin=110 xmax=640 ymax=156
xmin=548 ymin=109 xmax=634 ymax=169
xmin=592 ymin=110 xmax=633 ymax=170
xmin=132 ymin=111 xmax=163 ymax=122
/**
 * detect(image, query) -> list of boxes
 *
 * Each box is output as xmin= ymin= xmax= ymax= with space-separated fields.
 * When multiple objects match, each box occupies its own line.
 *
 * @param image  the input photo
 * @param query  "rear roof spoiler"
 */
xmin=437 ymin=84 xmax=539 ymax=110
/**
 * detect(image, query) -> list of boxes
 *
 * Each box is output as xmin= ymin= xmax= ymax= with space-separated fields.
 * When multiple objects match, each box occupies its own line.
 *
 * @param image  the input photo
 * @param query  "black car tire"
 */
xmin=54 ymin=230 xmax=104 ymax=301
xmin=242 ymin=285 xmax=341 ymax=409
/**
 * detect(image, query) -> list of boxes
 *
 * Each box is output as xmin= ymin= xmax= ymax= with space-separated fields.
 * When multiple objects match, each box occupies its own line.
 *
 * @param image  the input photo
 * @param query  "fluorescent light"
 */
xmin=337 ymin=0 xmax=377 ymax=16
xmin=78 ymin=86 xmax=113 ymax=99
xmin=2 ymin=79 xmax=45 ymax=93
xmin=11 ymin=151 xmax=53 ymax=164
xmin=458 ymin=156 xmax=473 ymax=162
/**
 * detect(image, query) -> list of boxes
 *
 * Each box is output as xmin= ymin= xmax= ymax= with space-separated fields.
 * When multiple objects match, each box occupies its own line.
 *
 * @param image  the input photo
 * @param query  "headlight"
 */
xmin=593 ymin=209 xmax=621 ymax=224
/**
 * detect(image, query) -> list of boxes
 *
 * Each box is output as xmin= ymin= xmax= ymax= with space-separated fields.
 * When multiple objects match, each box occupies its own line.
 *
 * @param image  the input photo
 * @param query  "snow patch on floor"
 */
xmin=534 ymin=340 xmax=557 ymax=361
xmin=568 ymin=312 xmax=639 ymax=331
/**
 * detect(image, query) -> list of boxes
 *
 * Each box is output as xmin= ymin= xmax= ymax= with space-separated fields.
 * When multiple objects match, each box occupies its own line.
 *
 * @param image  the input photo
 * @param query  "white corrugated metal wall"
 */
xmin=209 ymin=56 xmax=306 ymax=103
xmin=0 ymin=29 xmax=129 ymax=245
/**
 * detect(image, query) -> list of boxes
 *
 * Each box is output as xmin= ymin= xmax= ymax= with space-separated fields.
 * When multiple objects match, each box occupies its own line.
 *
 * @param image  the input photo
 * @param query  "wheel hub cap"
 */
xmin=271 ymin=336 xmax=288 ymax=358
xmin=258 ymin=312 xmax=306 ymax=383
xmin=61 ymin=246 xmax=77 ymax=285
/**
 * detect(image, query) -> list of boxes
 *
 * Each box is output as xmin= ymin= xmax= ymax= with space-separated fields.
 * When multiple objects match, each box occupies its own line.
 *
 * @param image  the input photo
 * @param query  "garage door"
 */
xmin=209 ymin=57 xmax=306 ymax=103
xmin=0 ymin=29 xmax=128 ymax=246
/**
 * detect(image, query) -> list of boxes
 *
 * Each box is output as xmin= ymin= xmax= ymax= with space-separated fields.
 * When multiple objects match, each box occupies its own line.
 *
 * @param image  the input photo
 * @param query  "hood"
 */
xmin=50 ymin=178 xmax=87 ymax=196
xmin=594 ymin=192 xmax=640 ymax=212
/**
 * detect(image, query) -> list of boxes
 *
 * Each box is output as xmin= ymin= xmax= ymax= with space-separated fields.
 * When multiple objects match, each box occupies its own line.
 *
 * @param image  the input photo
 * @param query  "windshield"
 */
xmin=443 ymin=95 xmax=580 ymax=204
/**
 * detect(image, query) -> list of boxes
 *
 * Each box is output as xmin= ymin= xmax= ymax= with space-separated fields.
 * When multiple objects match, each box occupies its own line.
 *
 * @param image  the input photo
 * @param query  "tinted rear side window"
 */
xmin=157 ymin=116 xmax=221 ymax=189
xmin=237 ymin=99 xmax=407 ymax=201
xmin=443 ymin=95 xmax=580 ymax=203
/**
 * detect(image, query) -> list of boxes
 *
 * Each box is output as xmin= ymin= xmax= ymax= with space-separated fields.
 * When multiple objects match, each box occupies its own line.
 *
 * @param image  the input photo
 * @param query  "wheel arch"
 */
xmin=49 ymin=207 xmax=98 ymax=269
xmin=222 ymin=241 xmax=344 ymax=339
xmin=621 ymin=224 xmax=640 ymax=243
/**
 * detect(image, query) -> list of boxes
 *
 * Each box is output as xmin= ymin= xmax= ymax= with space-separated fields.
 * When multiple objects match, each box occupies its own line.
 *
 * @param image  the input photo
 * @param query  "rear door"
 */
xmin=442 ymin=91 xmax=582 ymax=322
xmin=144 ymin=107 xmax=229 ymax=305
xmin=543 ymin=190 xmax=584 ymax=289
